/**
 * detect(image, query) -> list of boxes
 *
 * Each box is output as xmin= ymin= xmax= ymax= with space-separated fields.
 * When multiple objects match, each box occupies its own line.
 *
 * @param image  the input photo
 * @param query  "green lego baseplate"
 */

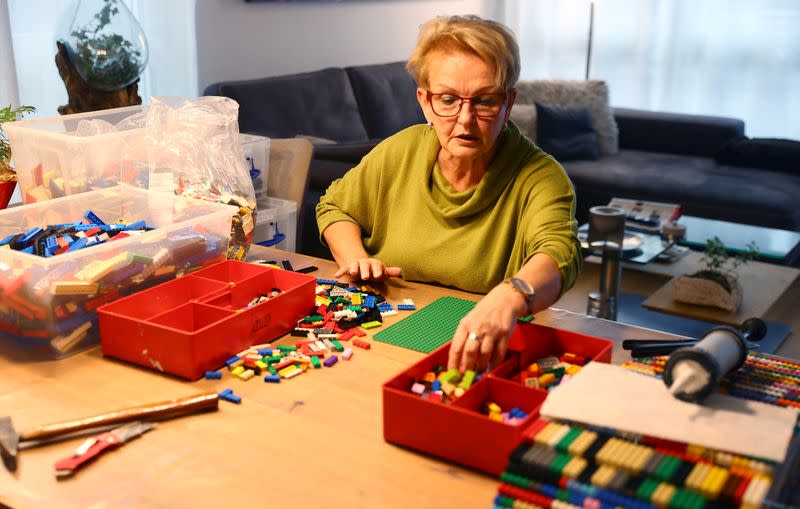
xmin=372 ymin=296 xmax=477 ymax=353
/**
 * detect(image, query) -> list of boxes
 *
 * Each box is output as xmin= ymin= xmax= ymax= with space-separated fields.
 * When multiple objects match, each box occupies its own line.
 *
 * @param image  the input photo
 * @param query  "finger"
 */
xmin=478 ymin=336 xmax=495 ymax=373
xmin=385 ymin=266 xmax=403 ymax=277
xmin=494 ymin=335 xmax=510 ymax=368
xmin=334 ymin=266 xmax=347 ymax=277
xmin=347 ymin=260 xmax=360 ymax=275
xmin=359 ymin=260 xmax=371 ymax=280
xmin=448 ymin=327 xmax=467 ymax=370
xmin=460 ymin=331 xmax=482 ymax=372
xmin=489 ymin=342 xmax=505 ymax=371
xmin=370 ymin=260 xmax=384 ymax=280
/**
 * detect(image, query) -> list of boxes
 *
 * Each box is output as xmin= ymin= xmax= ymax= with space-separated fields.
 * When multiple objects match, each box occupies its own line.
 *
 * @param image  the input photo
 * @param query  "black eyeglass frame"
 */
xmin=425 ymin=90 xmax=509 ymax=118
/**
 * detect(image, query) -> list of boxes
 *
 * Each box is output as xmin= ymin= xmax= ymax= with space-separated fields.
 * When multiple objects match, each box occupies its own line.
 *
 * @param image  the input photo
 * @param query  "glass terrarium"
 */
xmin=58 ymin=0 xmax=149 ymax=91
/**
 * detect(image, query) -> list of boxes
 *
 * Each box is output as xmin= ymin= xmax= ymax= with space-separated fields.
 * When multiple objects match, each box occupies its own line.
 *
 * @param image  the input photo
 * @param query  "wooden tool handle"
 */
xmin=20 ymin=391 xmax=218 ymax=443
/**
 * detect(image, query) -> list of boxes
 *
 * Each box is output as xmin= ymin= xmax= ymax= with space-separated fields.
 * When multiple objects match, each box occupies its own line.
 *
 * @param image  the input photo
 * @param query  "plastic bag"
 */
xmin=144 ymin=96 xmax=256 ymax=260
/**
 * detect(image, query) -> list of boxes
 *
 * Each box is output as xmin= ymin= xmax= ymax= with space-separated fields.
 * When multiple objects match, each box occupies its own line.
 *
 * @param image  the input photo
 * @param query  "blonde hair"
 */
xmin=407 ymin=15 xmax=520 ymax=91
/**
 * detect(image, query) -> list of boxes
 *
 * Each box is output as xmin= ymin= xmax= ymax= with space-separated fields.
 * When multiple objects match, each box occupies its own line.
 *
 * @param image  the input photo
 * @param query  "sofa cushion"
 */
xmin=535 ymin=103 xmax=600 ymax=161
xmin=514 ymin=80 xmax=618 ymax=156
xmin=509 ymin=104 xmax=536 ymax=140
xmin=562 ymin=150 xmax=800 ymax=231
xmin=345 ymin=62 xmax=426 ymax=139
xmin=205 ymin=68 xmax=369 ymax=142
xmin=715 ymin=136 xmax=800 ymax=174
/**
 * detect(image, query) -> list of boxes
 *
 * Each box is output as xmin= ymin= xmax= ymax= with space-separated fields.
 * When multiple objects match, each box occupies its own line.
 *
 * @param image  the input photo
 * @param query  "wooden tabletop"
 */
xmin=0 ymin=247 xmax=686 ymax=509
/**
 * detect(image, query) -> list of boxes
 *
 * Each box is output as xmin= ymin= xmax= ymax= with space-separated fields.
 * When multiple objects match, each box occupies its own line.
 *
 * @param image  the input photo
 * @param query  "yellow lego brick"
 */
xmin=351 ymin=293 xmax=362 ymax=305
xmin=237 ymin=369 xmax=255 ymax=381
xmin=51 ymin=281 xmax=99 ymax=295
xmin=567 ymin=430 xmax=597 ymax=457
xmin=651 ymin=482 xmax=675 ymax=509
xmin=533 ymin=422 xmax=561 ymax=446
xmin=590 ymin=464 xmax=615 ymax=489
xmin=230 ymin=365 xmax=245 ymax=376
xmin=279 ymin=365 xmax=303 ymax=378
xmin=361 ymin=320 xmax=382 ymax=329
xmin=562 ymin=457 xmax=587 ymax=478
xmin=595 ymin=438 xmax=620 ymax=465
xmin=631 ymin=445 xmax=653 ymax=473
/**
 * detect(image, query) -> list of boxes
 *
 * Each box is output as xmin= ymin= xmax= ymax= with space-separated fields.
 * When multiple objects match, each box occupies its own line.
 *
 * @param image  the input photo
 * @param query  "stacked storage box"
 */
xmin=0 ymin=184 xmax=235 ymax=357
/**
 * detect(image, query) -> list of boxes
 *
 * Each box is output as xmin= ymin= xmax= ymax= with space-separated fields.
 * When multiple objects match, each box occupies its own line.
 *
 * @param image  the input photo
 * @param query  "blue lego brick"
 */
xmin=123 ymin=220 xmax=147 ymax=231
xmin=263 ymin=375 xmax=281 ymax=383
xmin=225 ymin=356 xmax=241 ymax=366
xmin=21 ymin=227 xmax=43 ymax=244
xmin=218 ymin=388 xmax=241 ymax=404
xmin=66 ymin=238 xmax=88 ymax=252
xmin=0 ymin=233 xmax=17 ymax=246
xmin=315 ymin=278 xmax=338 ymax=285
xmin=364 ymin=295 xmax=376 ymax=308
xmin=397 ymin=304 xmax=416 ymax=311
xmin=83 ymin=210 xmax=106 ymax=226
xmin=204 ymin=370 xmax=222 ymax=380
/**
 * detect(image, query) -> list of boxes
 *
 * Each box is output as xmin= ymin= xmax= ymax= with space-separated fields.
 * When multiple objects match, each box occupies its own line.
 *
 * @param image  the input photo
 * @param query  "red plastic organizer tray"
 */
xmin=382 ymin=322 xmax=613 ymax=475
xmin=98 ymin=260 xmax=315 ymax=380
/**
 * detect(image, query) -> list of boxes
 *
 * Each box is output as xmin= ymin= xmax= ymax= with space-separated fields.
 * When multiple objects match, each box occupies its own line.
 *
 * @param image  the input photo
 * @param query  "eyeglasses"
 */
xmin=426 ymin=90 xmax=507 ymax=118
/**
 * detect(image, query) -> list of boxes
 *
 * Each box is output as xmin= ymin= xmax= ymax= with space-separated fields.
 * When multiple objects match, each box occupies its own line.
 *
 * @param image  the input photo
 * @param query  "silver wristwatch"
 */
xmin=503 ymin=277 xmax=536 ymax=315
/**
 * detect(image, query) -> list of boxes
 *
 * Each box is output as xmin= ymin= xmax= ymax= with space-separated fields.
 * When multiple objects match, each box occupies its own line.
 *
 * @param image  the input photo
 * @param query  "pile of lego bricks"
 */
xmin=204 ymin=278 xmax=416 ymax=401
xmin=622 ymin=352 xmax=800 ymax=410
xmin=493 ymin=419 xmax=776 ymax=509
xmin=0 ymin=210 xmax=154 ymax=257
xmin=0 ymin=210 xmax=220 ymax=351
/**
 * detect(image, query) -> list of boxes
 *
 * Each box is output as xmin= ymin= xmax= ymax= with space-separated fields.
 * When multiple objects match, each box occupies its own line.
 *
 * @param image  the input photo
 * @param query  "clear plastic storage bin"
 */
xmin=2 ymin=106 xmax=147 ymax=203
xmin=254 ymin=197 xmax=297 ymax=251
xmin=0 ymin=184 xmax=235 ymax=358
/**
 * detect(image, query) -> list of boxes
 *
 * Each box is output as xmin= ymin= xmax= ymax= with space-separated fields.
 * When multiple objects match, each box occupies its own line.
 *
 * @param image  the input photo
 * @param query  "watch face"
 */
xmin=510 ymin=277 xmax=533 ymax=296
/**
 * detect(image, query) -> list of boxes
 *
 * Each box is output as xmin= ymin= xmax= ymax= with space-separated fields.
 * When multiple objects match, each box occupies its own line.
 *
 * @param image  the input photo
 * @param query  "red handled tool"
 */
xmin=54 ymin=421 xmax=155 ymax=478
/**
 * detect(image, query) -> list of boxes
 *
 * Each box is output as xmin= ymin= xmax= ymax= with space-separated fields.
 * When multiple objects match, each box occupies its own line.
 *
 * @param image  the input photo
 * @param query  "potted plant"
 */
xmin=672 ymin=236 xmax=758 ymax=312
xmin=0 ymin=104 xmax=36 ymax=208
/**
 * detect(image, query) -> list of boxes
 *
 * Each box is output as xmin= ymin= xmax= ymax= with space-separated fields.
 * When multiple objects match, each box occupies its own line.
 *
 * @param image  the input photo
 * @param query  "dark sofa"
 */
xmin=204 ymin=62 xmax=800 ymax=260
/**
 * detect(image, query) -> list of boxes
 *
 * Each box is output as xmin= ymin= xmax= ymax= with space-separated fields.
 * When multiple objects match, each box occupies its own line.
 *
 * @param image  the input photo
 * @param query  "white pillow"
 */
xmin=509 ymin=103 xmax=536 ymax=141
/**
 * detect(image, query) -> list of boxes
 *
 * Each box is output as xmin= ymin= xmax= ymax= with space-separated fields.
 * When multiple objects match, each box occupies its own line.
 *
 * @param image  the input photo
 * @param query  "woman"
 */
xmin=316 ymin=15 xmax=581 ymax=373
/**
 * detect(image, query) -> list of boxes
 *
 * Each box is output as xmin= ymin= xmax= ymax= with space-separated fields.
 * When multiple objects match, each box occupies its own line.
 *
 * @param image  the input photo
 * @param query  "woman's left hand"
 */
xmin=447 ymin=283 xmax=528 ymax=373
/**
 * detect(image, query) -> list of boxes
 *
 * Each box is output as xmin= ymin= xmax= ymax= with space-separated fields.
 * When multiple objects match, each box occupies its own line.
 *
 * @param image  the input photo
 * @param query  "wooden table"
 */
xmin=0 ymin=247 xmax=740 ymax=509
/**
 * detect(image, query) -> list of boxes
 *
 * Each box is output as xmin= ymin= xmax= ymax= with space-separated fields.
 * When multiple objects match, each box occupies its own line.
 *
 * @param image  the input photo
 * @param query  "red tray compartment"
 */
xmin=492 ymin=322 xmax=613 ymax=383
xmin=382 ymin=322 xmax=613 ymax=475
xmin=98 ymin=261 xmax=315 ymax=380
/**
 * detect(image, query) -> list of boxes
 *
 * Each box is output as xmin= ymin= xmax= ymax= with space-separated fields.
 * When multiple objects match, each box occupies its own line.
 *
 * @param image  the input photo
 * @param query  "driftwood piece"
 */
xmin=55 ymin=41 xmax=141 ymax=115
xmin=672 ymin=272 xmax=742 ymax=312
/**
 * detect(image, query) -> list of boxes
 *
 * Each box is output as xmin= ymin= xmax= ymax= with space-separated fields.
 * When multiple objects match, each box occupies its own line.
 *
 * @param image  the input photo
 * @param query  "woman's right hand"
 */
xmin=334 ymin=258 xmax=402 ymax=282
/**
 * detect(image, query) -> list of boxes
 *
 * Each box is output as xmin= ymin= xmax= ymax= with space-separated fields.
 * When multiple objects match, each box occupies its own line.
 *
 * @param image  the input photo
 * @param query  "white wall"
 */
xmin=195 ymin=0 xmax=489 ymax=93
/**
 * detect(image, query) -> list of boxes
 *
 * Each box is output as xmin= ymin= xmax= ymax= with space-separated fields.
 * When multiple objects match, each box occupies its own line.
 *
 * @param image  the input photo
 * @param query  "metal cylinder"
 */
xmin=586 ymin=206 xmax=626 ymax=321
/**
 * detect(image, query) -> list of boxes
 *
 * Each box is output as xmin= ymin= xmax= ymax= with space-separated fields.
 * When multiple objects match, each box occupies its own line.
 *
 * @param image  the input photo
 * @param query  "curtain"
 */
xmin=0 ymin=0 xmax=20 ymax=107
xmin=497 ymin=0 xmax=800 ymax=139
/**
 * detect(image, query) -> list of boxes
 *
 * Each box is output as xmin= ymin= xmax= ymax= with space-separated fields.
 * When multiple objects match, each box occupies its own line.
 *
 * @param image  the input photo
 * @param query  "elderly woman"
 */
xmin=316 ymin=15 xmax=581 ymax=372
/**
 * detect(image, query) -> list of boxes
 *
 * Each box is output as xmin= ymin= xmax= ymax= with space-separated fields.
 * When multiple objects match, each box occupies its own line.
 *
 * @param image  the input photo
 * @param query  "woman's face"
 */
xmin=416 ymin=50 xmax=516 ymax=163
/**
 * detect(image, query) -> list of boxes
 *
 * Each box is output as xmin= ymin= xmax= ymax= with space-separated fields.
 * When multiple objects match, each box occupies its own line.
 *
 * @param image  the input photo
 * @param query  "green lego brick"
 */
xmin=555 ymin=427 xmax=583 ymax=454
xmin=372 ymin=296 xmax=476 ymax=353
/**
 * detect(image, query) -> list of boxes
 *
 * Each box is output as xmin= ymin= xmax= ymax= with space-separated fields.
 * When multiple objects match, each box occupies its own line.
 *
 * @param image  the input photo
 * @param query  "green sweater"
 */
xmin=316 ymin=122 xmax=582 ymax=294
